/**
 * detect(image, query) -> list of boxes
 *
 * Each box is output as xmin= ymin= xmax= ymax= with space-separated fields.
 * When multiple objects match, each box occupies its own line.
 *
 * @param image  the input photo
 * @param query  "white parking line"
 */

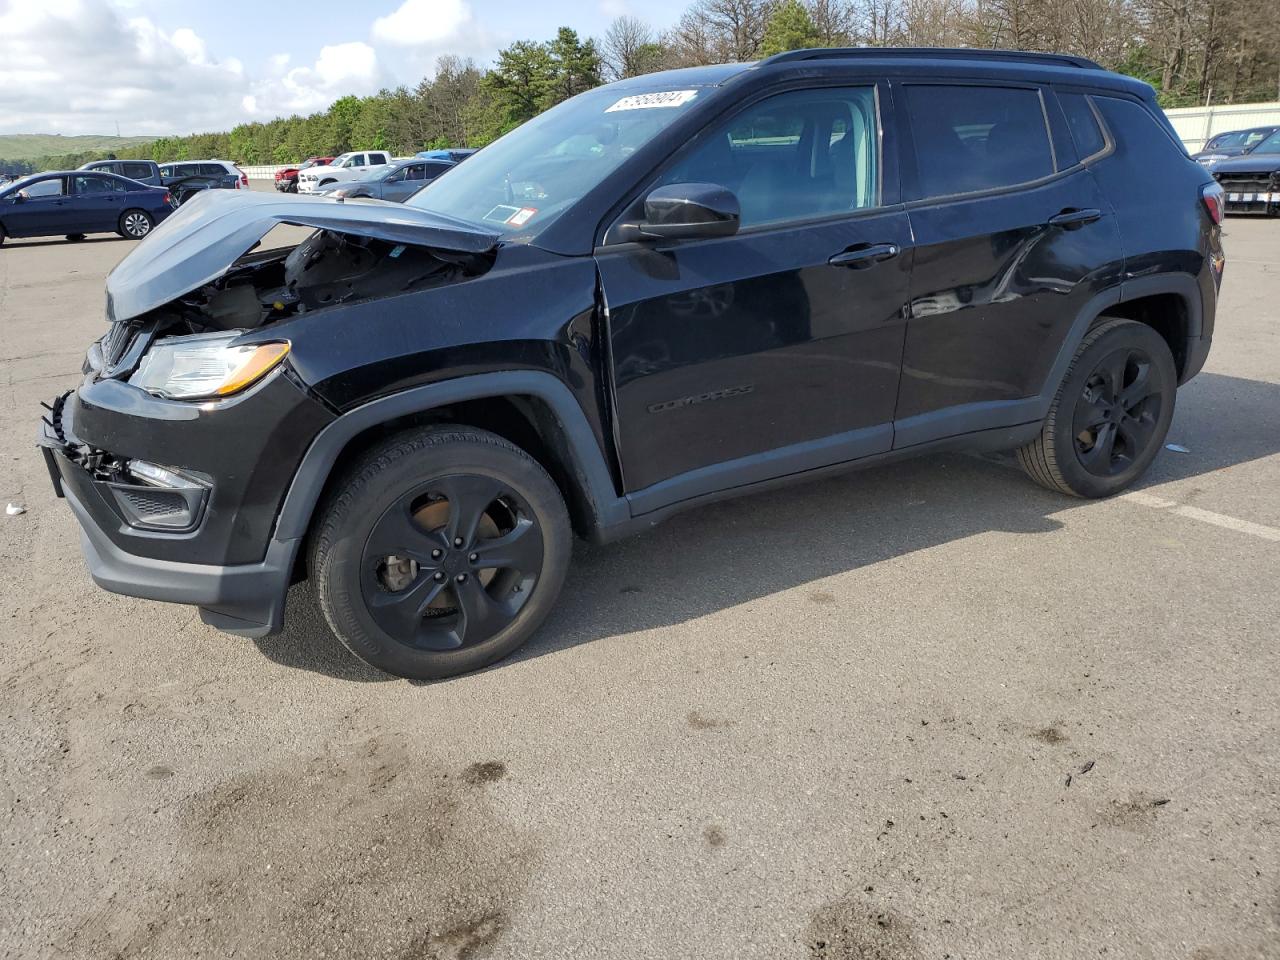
xmin=1122 ymin=490 xmax=1280 ymax=542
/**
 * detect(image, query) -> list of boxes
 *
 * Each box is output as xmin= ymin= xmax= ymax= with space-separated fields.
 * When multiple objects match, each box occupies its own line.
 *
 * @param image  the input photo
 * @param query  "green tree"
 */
xmin=760 ymin=0 xmax=823 ymax=56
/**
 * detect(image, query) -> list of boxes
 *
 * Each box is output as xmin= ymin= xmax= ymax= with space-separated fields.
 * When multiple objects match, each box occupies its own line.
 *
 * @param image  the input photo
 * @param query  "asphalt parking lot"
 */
xmin=1 ymin=197 xmax=1277 ymax=959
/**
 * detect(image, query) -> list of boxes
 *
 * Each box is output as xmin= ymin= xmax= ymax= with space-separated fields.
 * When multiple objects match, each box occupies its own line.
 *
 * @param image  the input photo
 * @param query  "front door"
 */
xmin=891 ymin=81 xmax=1125 ymax=447
xmin=596 ymin=84 xmax=911 ymax=513
xmin=2 ymin=176 xmax=69 ymax=237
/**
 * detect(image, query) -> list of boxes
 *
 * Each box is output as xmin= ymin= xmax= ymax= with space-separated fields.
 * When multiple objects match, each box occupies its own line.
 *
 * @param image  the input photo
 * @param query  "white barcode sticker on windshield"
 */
xmin=605 ymin=90 xmax=698 ymax=112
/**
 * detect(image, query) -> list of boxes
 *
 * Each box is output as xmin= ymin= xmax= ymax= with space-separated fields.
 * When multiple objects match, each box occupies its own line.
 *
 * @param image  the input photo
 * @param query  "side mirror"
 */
xmin=633 ymin=183 xmax=740 ymax=241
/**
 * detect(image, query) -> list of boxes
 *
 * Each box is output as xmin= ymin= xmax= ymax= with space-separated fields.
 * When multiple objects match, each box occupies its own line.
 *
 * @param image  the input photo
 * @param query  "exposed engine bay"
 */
xmin=159 ymin=229 xmax=493 ymax=334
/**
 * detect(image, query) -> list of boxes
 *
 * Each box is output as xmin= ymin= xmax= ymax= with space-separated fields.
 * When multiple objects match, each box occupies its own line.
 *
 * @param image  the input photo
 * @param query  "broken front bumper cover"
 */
xmin=37 ymin=391 xmax=299 ymax=638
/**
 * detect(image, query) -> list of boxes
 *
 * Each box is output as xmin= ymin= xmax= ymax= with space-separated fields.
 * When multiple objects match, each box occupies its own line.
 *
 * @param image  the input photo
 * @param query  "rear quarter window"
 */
xmin=904 ymin=84 xmax=1055 ymax=198
xmin=1058 ymin=93 xmax=1108 ymax=161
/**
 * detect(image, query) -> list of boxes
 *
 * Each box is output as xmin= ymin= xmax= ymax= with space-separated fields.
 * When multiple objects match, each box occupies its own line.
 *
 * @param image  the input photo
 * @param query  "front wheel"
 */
xmin=1017 ymin=318 xmax=1177 ymax=498
xmin=309 ymin=426 xmax=572 ymax=680
xmin=118 ymin=209 xmax=153 ymax=239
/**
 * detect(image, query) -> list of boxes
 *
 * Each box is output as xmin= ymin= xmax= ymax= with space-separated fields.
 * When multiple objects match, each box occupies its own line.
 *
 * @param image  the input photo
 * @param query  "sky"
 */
xmin=0 ymin=0 xmax=692 ymax=137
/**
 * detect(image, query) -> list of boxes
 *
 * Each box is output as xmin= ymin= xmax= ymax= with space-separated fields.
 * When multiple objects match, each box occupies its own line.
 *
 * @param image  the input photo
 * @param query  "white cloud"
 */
xmin=0 ymin=1 xmax=250 ymax=135
xmin=599 ymin=0 xmax=629 ymax=16
xmin=244 ymin=42 xmax=386 ymax=118
xmin=372 ymin=0 xmax=472 ymax=47
xmin=0 ymin=0 xmax=393 ymax=136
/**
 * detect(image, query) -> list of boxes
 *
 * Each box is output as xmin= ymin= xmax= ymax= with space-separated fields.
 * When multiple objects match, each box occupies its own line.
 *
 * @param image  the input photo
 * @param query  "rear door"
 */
xmin=892 ymin=80 xmax=1124 ymax=447
xmin=70 ymin=174 xmax=124 ymax=232
xmin=596 ymin=82 xmax=912 ymax=510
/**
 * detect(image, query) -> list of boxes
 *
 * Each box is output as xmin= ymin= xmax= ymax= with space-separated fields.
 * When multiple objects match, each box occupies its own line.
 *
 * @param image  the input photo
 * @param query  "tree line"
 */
xmin=5 ymin=0 xmax=1277 ymax=175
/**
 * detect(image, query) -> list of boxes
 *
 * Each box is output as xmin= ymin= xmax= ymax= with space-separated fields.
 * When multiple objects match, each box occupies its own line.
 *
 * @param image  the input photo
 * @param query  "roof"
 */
xmin=758 ymin=47 xmax=1103 ymax=70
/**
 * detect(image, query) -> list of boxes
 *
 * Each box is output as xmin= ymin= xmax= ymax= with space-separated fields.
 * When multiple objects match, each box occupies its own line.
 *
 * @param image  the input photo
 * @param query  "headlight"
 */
xmin=129 ymin=333 xmax=290 ymax=400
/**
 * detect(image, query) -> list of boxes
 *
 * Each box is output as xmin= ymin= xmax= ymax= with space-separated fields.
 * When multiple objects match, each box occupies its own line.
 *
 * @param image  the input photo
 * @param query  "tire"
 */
xmin=118 ymin=209 xmax=153 ymax=239
xmin=309 ymin=425 xmax=572 ymax=680
xmin=0 ymin=223 xmax=6 ymax=247
xmin=65 ymin=233 xmax=86 ymax=242
xmin=1017 ymin=317 xmax=1177 ymax=498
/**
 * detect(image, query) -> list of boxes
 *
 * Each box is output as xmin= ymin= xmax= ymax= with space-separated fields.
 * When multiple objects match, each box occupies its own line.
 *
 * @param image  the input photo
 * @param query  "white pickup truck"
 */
xmin=296 ymin=151 xmax=392 ymax=194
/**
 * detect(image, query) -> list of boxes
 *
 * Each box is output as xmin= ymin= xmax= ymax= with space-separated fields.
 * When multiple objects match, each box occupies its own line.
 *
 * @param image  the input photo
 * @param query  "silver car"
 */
xmin=316 ymin=158 xmax=456 ymax=203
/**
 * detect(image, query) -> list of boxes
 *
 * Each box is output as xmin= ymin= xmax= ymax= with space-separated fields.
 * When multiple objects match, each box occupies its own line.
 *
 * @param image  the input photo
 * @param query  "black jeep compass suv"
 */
xmin=38 ymin=48 xmax=1225 ymax=680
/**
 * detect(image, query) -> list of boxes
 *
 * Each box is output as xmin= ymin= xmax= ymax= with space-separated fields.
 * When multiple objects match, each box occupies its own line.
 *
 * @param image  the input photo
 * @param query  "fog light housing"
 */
xmin=106 ymin=460 xmax=209 ymax=531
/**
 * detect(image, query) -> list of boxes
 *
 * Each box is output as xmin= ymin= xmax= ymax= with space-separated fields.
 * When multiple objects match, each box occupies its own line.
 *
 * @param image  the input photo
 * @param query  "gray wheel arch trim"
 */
xmin=272 ymin=371 xmax=629 ymax=544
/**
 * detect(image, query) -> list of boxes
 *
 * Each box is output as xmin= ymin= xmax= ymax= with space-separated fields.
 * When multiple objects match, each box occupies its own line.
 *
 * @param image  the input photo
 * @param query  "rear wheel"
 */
xmin=118 ymin=209 xmax=153 ymax=239
xmin=1017 ymin=318 xmax=1177 ymax=498
xmin=310 ymin=426 xmax=572 ymax=680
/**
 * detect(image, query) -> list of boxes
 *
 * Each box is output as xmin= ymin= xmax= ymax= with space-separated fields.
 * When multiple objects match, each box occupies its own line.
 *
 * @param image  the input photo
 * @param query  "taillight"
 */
xmin=1201 ymin=182 xmax=1224 ymax=224
xmin=163 ymin=192 xmax=172 ymax=205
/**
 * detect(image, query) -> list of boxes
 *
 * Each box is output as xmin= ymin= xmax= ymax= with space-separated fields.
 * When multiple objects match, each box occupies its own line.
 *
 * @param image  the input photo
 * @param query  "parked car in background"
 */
xmin=414 ymin=148 xmax=477 ymax=163
xmin=1210 ymin=128 xmax=1280 ymax=215
xmin=1192 ymin=126 xmax=1278 ymax=166
xmin=274 ymin=156 xmax=334 ymax=193
xmin=315 ymin=157 xmax=456 ymax=202
xmin=0 ymin=171 xmax=172 ymax=244
xmin=159 ymin=160 xmax=248 ymax=204
xmin=297 ymin=151 xmax=393 ymax=193
xmin=79 ymin=159 xmax=164 ymax=187
xmin=37 ymin=48 xmax=1223 ymax=681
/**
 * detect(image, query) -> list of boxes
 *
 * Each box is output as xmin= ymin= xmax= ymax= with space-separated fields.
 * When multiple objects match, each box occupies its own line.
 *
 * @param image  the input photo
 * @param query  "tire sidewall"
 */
xmin=1050 ymin=322 xmax=1177 ymax=497
xmin=316 ymin=432 xmax=571 ymax=680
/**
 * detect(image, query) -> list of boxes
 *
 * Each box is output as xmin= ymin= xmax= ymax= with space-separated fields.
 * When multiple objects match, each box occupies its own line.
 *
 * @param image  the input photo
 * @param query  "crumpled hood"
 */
xmin=106 ymin=189 xmax=499 ymax=321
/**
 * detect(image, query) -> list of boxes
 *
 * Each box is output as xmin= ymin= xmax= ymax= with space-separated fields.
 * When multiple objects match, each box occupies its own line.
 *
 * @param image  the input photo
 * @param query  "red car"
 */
xmin=274 ymin=157 xmax=333 ymax=193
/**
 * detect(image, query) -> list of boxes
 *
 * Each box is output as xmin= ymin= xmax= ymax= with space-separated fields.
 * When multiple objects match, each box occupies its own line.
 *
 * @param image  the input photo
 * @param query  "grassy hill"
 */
xmin=0 ymin=134 xmax=157 ymax=162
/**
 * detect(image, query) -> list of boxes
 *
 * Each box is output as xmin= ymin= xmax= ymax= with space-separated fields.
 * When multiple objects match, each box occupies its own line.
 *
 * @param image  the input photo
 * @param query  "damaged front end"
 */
xmin=37 ymin=190 xmax=502 ymax=635
xmin=96 ymin=190 xmax=500 ymax=381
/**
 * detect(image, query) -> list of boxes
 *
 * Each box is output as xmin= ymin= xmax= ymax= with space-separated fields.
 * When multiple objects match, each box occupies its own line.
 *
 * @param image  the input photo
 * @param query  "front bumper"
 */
xmin=274 ymin=179 xmax=296 ymax=192
xmin=38 ymin=360 xmax=334 ymax=635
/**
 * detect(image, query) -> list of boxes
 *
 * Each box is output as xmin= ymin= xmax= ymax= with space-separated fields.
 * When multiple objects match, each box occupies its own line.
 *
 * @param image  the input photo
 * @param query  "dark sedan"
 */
xmin=1210 ymin=128 xmax=1280 ymax=215
xmin=1193 ymin=125 xmax=1279 ymax=166
xmin=0 ymin=171 xmax=173 ymax=245
xmin=318 ymin=158 xmax=455 ymax=202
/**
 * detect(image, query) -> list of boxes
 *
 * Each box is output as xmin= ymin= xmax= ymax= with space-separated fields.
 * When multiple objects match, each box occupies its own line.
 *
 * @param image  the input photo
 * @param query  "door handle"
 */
xmin=828 ymin=242 xmax=901 ymax=268
xmin=1047 ymin=208 xmax=1102 ymax=229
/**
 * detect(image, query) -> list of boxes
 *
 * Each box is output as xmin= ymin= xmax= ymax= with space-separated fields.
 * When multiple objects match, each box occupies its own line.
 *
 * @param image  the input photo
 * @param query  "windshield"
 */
xmin=1254 ymin=131 xmax=1280 ymax=154
xmin=406 ymin=85 xmax=705 ymax=235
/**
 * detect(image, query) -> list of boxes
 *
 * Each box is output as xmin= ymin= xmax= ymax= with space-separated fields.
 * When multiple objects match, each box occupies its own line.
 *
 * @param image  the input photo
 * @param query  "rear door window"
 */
xmin=423 ymin=162 xmax=453 ymax=179
xmin=121 ymin=162 xmax=154 ymax=180
xmin=904 ymin=84 xmax=1055 ymax=198
xmin=1058 ymin=93 xmax=1108 ymax=161
xmin=199 ymin=163 xmax=226 ymax=177
xmin=72 ymin=175 xmax=119 ymax=194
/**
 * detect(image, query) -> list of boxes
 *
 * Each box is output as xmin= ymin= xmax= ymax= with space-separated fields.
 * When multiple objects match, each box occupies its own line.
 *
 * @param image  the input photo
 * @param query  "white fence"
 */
xmin=240 ymin=164 xmax=293 ymax=181
xmin=1165 ymin=101 xmax=1280 ymax=152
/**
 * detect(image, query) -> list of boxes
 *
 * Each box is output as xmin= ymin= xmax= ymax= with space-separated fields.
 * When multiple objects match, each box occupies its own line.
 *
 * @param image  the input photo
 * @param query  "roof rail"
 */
xmin=758 ymin=47 xmax=1103 ymax=71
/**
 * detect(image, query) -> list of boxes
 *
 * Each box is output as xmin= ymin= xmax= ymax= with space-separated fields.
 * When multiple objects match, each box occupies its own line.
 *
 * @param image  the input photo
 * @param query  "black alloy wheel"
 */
xmin=1017 ymin=318 xmax=1177 ymax=498
xmin=360 ymin=475 xmax=543 ymax=651
xmin=1072 ymin=346 xmax=1165 ymax=477
xmin=310 ymin=426 xmax=571 ymax=680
